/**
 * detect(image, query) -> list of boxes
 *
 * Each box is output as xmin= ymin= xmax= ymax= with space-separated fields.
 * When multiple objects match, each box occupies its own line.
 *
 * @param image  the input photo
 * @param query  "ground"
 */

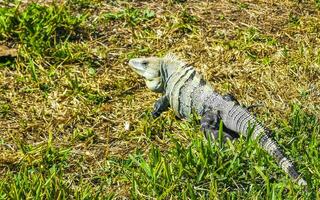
xmin=0 ymin=0 xmax=319 ymax=199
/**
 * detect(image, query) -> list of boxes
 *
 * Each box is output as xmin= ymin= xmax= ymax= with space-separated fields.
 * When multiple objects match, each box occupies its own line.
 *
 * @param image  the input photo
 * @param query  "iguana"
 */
xmin=128 ymin=53 xmax=307 ymax=186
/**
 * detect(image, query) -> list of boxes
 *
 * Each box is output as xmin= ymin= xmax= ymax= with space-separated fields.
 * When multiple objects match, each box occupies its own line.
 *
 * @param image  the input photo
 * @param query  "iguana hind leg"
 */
xmin=200 ymin=111 xmax=238 ymax=142
xmin=223 ymin=94 xmax=239 ymax=104
xmin=152 ymin=95 xmax=170 ymax=118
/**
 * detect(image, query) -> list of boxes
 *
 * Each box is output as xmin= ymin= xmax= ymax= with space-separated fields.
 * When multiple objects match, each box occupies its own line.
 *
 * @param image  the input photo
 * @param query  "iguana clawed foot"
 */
xmin=222 ymin=94 xmax=239 ymax=105
xmin=152 ymin=95 xmax=170 ymax=118
xmin=200 ymin=111 xmax=239 ymax=142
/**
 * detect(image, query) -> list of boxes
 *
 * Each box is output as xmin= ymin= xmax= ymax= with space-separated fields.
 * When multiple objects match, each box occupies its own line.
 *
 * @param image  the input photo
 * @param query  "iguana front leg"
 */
xmin=201 ymin=111 xmax=238 ymax=142
xmin=152 ymin=95 xmax=170 ymax=118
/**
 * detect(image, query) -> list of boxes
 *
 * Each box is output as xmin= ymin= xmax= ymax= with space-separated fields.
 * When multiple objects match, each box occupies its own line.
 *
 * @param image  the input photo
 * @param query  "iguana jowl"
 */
xmin=128 ymin=53 xmax=307 ymax=186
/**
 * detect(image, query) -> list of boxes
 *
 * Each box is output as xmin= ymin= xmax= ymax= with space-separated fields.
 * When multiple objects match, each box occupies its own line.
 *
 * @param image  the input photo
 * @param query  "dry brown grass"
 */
xmin=0 ymin=0 xmax=319 ymax=198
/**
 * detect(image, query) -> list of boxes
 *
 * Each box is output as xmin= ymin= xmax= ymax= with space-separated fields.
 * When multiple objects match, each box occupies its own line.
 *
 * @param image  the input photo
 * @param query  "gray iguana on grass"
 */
xmin=128 ymin=53 xmax=307 ymax=186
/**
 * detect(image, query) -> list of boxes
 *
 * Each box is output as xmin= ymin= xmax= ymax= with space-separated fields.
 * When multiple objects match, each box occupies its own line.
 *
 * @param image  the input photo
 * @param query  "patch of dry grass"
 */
xmin=0 ymin=0 xmax=319 ymax=198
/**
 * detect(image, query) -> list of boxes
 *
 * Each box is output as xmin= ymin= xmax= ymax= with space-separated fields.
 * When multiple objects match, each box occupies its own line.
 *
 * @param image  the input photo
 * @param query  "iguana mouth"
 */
xmin=129 ymin=60 xmax=144 ymax=73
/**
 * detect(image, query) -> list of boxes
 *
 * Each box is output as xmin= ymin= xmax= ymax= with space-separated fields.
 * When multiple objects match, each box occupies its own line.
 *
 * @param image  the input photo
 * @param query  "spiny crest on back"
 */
xmin=163 ymin=53 xmax=186 ymax=68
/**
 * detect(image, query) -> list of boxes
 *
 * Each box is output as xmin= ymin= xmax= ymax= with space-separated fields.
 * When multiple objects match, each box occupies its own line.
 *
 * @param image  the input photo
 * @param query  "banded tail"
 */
xmin=221 ymin=105 xmax=307 ymax=186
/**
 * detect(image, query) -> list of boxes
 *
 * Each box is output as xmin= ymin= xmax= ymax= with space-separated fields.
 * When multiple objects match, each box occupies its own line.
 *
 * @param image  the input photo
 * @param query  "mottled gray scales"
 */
xmin=128 ymin=54 xmax=307 ymax=186
xmin=178 ymin=74 xmax=198 ymax=117
xmin=184 ymin=74 xmax=203 ymax=115
xmin=193 ymin=84 xmax=214 ymax=115
xmin=172 ymin=68 xmax=196 ymax=117
xmin=166 ymin=66 xmax=193 ymax=113
xmin=237 ymin=112 xmax=251 ymax=133
xmin=264 ymin=138 xmax=278 ymax=155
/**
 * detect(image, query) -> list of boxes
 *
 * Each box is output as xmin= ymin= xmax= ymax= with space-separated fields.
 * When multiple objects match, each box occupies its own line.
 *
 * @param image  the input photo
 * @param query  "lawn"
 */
xmin=0 ymin=0 xmax=319 ymax=199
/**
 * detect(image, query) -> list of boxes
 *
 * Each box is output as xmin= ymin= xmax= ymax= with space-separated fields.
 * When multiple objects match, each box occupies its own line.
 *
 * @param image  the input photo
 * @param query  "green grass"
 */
xmin=0 ymin=3 xmax=88 ymax=57
xmin=126 ymin=106 xmax=319 ymax=199
xmin=0 ymin=0 xmax=319 ymax=199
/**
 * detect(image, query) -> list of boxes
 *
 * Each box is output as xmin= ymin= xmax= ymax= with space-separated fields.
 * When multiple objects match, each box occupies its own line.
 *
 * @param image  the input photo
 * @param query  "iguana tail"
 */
xmin=221 ymin=105 xmax=307 ymax=186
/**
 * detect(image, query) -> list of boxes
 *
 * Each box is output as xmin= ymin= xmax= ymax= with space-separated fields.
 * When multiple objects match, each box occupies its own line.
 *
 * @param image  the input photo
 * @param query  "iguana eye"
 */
xmin=142 ymin=60 xmax=149 ymax=66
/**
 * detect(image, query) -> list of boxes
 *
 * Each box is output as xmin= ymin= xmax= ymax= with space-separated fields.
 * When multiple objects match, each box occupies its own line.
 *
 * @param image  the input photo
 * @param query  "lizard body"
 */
xmin=128 ymin=53 xmax=306 ymax=186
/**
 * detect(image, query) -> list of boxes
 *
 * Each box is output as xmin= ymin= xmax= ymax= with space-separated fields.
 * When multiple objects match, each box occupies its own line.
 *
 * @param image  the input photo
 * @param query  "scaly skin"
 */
xmin=128 ymin=53 xmax=307 ymax=186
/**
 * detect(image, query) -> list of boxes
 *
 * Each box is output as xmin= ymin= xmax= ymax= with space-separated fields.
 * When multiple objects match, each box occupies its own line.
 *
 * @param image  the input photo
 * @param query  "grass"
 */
xmin=0 ymin=0 xmax=319 ymax=199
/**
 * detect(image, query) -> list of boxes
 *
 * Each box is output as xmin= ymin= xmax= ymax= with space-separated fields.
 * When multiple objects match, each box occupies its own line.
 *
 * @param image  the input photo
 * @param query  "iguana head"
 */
xmin=129 ymin=53 xmax=185 ymax=93
xmin=129 ymin=56 xmax=162 ymax=92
